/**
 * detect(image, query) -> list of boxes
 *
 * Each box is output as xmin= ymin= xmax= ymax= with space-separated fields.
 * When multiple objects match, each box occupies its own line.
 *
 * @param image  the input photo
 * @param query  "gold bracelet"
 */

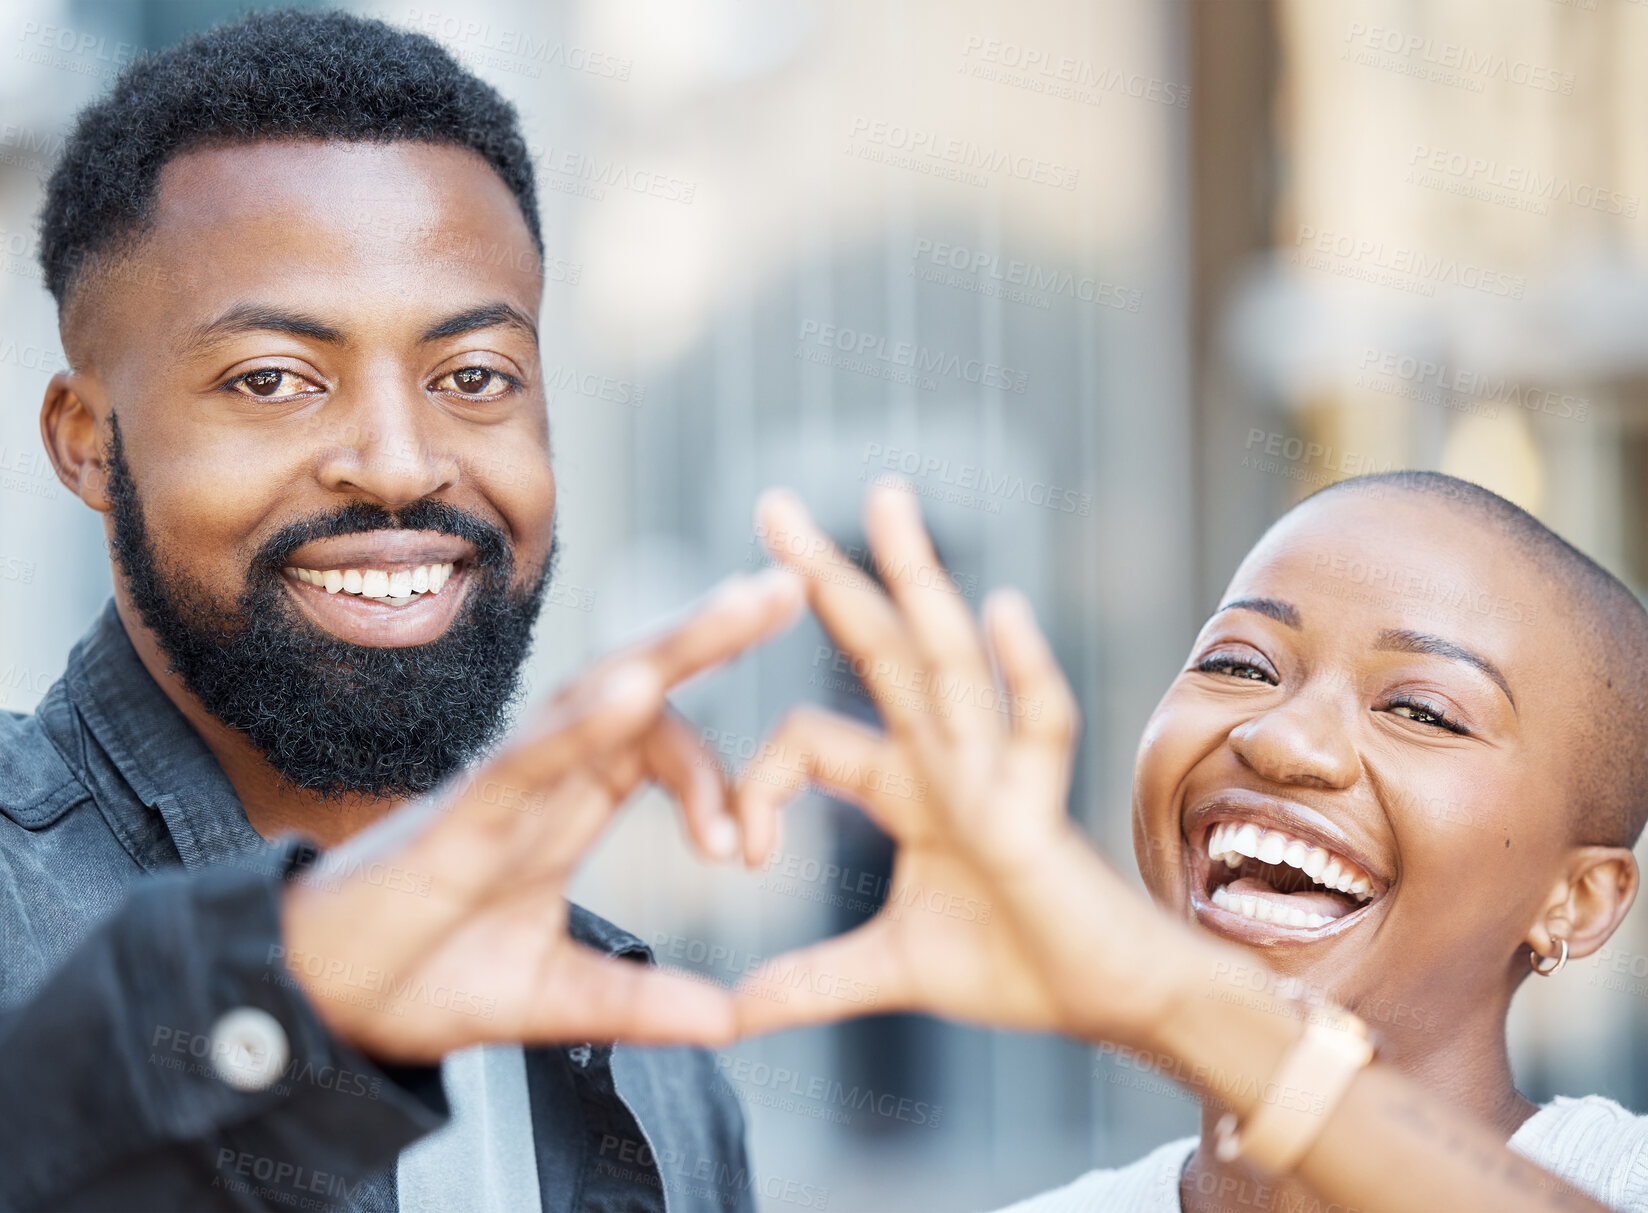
xmin=1213 ymin=1004 xmax=1376 ymax=1175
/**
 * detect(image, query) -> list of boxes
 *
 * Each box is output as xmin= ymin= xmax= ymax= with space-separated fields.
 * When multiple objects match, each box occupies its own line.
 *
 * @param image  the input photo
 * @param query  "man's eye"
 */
xmin=1196 ymin=654 xmax=1275 ymax=683
xmin=229 ymin=369 xmax=317 ymax=399
xmin=435 ymin=367 xmax=518 ymax=398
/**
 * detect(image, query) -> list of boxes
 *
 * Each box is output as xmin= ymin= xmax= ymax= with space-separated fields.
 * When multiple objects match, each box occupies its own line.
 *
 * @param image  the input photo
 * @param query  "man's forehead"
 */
xmin=75 ymin=140 xmax=542 ymax=353
xmin=157 ymin=140 xmax=535 ymax=264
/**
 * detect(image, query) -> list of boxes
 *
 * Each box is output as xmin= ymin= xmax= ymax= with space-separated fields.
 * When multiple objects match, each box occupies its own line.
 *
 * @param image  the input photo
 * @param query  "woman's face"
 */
xmin=1132 ymin=487 xmax=1586 ymax=1040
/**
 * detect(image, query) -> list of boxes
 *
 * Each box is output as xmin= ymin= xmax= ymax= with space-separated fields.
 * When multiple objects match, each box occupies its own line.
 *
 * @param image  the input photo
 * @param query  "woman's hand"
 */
xmin=732 ymin=484 xmax=1215 ymax=1047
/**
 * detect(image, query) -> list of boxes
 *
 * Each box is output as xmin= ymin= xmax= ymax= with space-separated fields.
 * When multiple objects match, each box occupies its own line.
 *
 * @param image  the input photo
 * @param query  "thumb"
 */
xmin=732 ymin=923 xmax=910 ymax=1038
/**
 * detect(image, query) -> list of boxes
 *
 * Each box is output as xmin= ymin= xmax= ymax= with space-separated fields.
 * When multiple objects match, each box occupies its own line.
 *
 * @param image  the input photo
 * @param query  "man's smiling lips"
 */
xmin=276 ymin=529 xmax=478 ymax=648
xmin=1181 ymin=790 xmax=1393 ymax=944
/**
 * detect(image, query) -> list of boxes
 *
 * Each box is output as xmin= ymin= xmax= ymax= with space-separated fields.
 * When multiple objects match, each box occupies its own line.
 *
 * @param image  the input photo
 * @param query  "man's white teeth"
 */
xmin=1207 ymin=821 xmax=1375 ymax=903
xmin=285 ymin=562 xmax=456 ymax=601
xmin=1211 ymin=883 xmax=1334 ymax=929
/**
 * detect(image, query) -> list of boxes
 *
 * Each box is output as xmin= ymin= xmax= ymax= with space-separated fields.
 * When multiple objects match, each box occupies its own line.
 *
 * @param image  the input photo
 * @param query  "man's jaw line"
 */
xmin=1181 ymin=787 xmax=1394 ymax=946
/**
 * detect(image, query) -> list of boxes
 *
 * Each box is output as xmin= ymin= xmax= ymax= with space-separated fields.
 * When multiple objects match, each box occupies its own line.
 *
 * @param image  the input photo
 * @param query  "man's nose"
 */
xmin=1226 ymin=684 xmax=1362 ymax=790
xmin=312 ymin=383 xmax=461 ymax=508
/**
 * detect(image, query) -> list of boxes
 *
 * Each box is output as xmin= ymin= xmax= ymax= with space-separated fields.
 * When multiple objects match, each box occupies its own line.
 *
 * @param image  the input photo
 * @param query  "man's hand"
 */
xmin=731 ymin=485 xmax=1212 ymax=1048
xmin=280 ymin=568 xmax=803 ymax=1062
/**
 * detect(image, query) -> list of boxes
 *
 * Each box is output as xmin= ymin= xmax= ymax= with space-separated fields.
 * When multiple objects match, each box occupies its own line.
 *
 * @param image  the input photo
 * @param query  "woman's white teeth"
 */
xmin=285 ymin=562 xmax=456 ymax=602
xmin=1211 ymin=883 xmax=1333 ymax=929
xmin=1207 ymin=821 xmax=1375 ymax=903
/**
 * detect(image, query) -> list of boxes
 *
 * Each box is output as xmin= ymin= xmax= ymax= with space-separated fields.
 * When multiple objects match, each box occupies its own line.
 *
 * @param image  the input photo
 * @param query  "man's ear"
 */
xmin=1526 ymin=846 xmax=1639 ymax=963
xmin=40 ymin=371 xmax=112 ymax=512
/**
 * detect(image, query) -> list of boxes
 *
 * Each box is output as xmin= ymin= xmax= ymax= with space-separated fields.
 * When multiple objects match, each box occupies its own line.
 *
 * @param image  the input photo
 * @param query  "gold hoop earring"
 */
xmin=1530 ymin=938 xmax=1568 ymax=977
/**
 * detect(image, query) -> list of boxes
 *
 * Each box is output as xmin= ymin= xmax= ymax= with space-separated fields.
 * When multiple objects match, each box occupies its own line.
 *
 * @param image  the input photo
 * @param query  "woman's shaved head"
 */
xmin=1306 ymin=470 xmax=1648 ymax=848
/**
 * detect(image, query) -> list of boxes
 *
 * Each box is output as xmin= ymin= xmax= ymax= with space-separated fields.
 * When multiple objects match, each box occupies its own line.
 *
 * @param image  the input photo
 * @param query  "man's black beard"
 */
xmin=104 ymin=415 xmax=549 ymax=799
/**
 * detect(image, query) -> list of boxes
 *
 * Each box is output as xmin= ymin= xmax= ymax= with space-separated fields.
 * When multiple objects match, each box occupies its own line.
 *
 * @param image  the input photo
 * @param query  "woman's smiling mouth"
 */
xmin=1183 ymin=793 xmax=1392 ymax=942
xmin=1205 ymin=821 xmax=1374 ymax=928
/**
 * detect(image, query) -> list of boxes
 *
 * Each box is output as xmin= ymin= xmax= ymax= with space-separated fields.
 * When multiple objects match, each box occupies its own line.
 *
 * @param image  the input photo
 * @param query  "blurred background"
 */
xmin=3 ymin=0 xmax=1647 ymax=1207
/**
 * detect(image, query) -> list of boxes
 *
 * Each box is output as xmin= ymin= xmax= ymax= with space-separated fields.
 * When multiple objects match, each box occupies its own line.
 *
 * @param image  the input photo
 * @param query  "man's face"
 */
xmin=71 ymin=140 xmax=556 ymax=796
xmin=1131 ymin=489 xmax=1582 ymax=1037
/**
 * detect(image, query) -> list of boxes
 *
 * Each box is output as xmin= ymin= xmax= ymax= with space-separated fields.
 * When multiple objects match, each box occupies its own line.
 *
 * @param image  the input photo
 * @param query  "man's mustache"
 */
xmin=249 ymin=500 xmax=515 ymax=579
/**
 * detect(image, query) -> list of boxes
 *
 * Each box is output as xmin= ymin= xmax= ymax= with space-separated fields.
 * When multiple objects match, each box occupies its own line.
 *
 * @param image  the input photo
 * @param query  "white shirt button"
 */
xmin=209 ymin=1007 xmax=289 ymax=1092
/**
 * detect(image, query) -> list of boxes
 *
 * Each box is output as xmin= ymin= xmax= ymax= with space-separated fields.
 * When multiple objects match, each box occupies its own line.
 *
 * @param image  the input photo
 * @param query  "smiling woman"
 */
xmin=727 ymin=474 xmax=1648 ymax=1213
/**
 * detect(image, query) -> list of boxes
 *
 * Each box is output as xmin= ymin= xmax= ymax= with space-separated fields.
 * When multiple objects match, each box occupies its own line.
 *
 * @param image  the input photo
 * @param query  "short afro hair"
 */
xmin=1304 ymin=470 xmax=1648 ymax=849
xmin=38 ymin=7 xmax=542 ymax=309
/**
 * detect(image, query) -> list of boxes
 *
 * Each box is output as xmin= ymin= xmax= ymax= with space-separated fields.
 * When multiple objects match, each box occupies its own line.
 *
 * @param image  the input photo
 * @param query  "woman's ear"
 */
xmin=40 ymin=372 xmax=112 ymax=512
xmin=1527 ymin=846 xmax=1639 ymax=964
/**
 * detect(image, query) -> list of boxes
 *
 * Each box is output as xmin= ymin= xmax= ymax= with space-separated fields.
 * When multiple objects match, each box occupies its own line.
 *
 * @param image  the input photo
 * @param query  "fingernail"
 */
xmin=749 ymin=567 xmax=804 ymax=601
xmin=599 ymin=662 xmax=661 ymax=708
xmin=705 ymin=817 xmax=740 ymax=860
xmin=988 ymin=587 xmax=1034 ymax=627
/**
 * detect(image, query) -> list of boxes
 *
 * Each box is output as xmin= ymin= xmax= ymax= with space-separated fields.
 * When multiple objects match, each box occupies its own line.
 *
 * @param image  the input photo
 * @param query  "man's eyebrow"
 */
xmin=1216 ymin=597 xmax=1303 ymax=629
xmin=179 ymin=304 xmax=345 ymax=353
xmin=419 ymin=303 xmax=538 ymax=347
xmin=1373 ymin=628 xmax=1516 ymax=709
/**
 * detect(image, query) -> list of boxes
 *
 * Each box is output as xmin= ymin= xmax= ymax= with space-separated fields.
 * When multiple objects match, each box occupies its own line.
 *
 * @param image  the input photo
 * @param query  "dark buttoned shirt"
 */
xmin=0 ymin=601 xmax=752 ymax=1212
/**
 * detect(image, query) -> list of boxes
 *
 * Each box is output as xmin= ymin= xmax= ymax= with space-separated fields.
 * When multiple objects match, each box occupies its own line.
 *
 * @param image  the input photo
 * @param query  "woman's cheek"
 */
xmin=1131 ymin=691 xmax=1211 ymax=897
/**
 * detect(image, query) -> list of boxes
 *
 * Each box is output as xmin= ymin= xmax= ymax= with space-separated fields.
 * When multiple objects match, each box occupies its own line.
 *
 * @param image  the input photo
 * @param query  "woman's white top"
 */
xmin=994 ymin=1095 xmax=1648 ymax=1212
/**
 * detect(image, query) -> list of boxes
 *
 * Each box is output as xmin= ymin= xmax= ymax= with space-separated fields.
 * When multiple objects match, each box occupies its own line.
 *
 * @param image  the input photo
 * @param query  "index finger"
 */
xmin=598 ymin=566 xmax=806 ymax=693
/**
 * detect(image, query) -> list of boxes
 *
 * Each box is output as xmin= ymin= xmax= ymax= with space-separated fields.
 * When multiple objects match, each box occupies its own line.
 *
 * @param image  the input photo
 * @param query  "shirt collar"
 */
xmin=66 ymin=599 xmax=267 ymax=871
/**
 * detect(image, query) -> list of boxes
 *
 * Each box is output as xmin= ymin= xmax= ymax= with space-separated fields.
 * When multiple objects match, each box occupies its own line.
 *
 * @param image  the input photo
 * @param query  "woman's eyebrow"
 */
xmin=1215 ymin=597 xmax=1302 ymax=629
xmin=1373 ymin=628 xmax=1516 ymax=709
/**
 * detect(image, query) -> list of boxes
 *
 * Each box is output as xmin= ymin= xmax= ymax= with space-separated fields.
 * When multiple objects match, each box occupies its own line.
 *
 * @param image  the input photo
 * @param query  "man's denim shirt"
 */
xmin=0 ymin=601 xmax=752 ymax=1212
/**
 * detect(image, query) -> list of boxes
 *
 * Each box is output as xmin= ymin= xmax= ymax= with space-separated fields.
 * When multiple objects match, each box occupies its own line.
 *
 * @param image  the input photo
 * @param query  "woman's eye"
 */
xmin=1386 ymin=697 xmax=1467 ymax=735
xmin=229 ymin=369 xmax=318 ymax=400
xmin=434 ymin=367 xmax=517 ymax=398
xmin=1196 ymin=654 xmax=1275 ymax=683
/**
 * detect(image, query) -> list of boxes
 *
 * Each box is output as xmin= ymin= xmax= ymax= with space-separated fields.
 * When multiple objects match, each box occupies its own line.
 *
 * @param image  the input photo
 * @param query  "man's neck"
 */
xmin=1180 ymin=1005 xmax=1535 ymax=1213
xmin=114 ymin=596 xmax=402 ymax=849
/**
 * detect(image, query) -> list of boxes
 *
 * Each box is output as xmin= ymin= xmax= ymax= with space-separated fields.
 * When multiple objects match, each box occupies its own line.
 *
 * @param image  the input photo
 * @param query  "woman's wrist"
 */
xmin=1148 ymin=943 xmax=1309 ymax=1116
